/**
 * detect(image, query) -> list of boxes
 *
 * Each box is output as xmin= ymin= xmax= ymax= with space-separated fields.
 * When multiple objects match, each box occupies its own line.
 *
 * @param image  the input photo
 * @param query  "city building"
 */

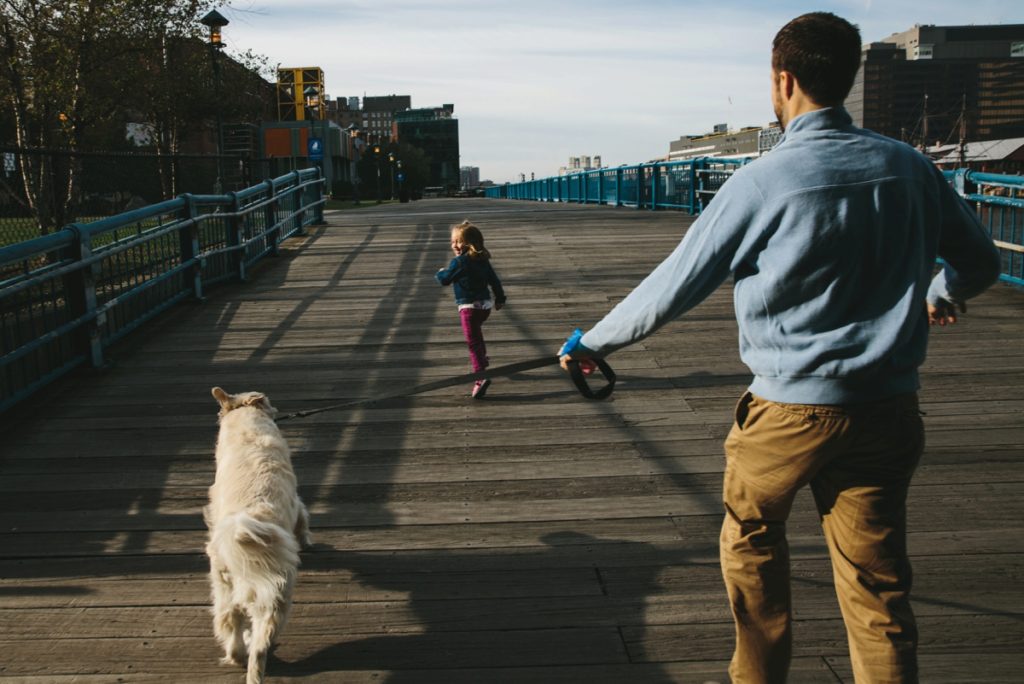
xmin=328 ymin=94 xmax=411 ymax=145
xmin=395 ymin=104 xmax=459 ymax=190
xmin=668 ymin=126 xmax=764 ymax=160
xmin=558 ymin=155 xmax=603 ymax=175
xmin=460 ymin=165 xmax=480 ymax=189
xmin=846 ymin=24 xmax=1024 ymax=147
xmin=330 ymin=96 xmax=363 ymax=132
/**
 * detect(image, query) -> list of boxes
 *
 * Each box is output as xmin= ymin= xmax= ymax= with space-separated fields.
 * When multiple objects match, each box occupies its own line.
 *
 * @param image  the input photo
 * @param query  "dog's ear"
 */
xmin=243 ymin=393 xmax=270 ymax=410
xmin=211 ymin=387 xmax=232 ymax=408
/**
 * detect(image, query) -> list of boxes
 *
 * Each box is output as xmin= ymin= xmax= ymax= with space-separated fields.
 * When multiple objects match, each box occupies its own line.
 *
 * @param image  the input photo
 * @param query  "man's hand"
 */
xmin=558 ymin=327 xmax=596 ymax=373
xmin=560 ymin=353 xmax=597 ymax=374
xmin=927 ymin=299 xmax=965 ymax=326
xmin=494 ymin=301 xmax=504 ymax=311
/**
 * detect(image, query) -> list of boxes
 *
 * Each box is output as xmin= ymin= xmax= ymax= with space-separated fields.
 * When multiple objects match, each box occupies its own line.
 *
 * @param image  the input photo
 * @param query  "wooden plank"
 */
xmin=0 ymin=200 xmax=1022 ymax=682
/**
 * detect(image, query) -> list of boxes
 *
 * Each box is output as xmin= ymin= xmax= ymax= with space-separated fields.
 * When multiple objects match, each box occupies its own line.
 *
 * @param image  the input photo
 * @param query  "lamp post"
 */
xmin=397 ymin=159 xmax=405 ymax=202
xmin=345 ymin=124 xmax=363 ymax=205
xmin=200 ymin=10 xmax=229 ymax=194
xmin=388 ymin=152 xmax=396 ymax=199
xmin=373 ymin=145 xmax=382 ymax=203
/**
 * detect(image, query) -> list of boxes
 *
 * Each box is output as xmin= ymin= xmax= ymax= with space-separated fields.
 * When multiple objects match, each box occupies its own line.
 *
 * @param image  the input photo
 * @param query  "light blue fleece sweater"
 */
xmin=580 ymin=107 xmax=1001 ymax=405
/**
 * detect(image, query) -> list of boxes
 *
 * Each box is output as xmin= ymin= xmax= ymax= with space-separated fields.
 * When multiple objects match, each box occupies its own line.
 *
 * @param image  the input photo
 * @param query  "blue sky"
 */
xmin=222 ymin=1 xmax=1023 ymax=183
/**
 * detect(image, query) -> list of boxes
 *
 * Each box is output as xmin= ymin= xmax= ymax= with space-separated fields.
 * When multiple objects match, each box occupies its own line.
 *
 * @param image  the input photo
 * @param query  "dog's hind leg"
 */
xmin=246 ymin=597 xmax=288 ymax=684
xmin=210 ymin=565 xmax=247 ymax=666
xmin=295 ymin=499 xmax=313 ymax=549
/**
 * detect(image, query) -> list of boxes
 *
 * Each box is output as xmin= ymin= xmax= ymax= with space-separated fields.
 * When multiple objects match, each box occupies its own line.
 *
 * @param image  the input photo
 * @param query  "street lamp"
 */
xmin=200 ymin=10 xmax=229 ymax=193
xmin=388 ymin=152 xmax=396 ymax=199
xmin=396 ymin=159 xmax=405 ymax=202
xmin=373 ymin=145 xmax=382 ymax=203
xmin=345 ymin=124 xmax=363 ymax=205
xmin=303 ymin=85 xmax=321 ymax=120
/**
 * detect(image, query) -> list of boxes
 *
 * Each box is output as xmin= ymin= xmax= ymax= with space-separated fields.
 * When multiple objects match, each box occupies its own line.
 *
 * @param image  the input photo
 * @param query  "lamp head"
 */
xmin=200 ymin=9 xmax=229 ymax=49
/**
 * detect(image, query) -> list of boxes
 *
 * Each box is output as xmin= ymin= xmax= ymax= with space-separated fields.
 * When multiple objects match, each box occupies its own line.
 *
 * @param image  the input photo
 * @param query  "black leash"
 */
xmin=276 ymin=356 xmax=615 ymax=422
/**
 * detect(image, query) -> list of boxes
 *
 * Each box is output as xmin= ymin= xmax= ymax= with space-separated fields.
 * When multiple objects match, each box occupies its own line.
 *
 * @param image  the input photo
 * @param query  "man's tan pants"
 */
xmin=721 ymin=392 xmax=923 ymax=684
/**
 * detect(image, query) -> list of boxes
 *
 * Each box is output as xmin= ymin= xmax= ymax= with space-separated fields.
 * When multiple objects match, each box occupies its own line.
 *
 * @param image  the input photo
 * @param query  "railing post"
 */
xmin=616 ymin=167 xmax=622 ymax=207
xmin=651 ymin=164 xmax=659 ymax=211
xmin=178 ymin=194 xmax=205 ymax=299
xmin=65 ymin=223 xmax=104 ymax=368
xmin=953 ymin=168 xmax=969 ymax=197
xmin=313 ymin=166 xmax=327 ymax=225
xmin=226 ymin=191 xmax=246 ymax=281
xmin=265 ymin=178 xmax=280 ymax=257
xmin=636 ymin=165 xmax=644 ymax=210
xmin=292 ymin=171 xmax=306 ymax=237
xmin=687 ymin=160 xmax=698 ymax=214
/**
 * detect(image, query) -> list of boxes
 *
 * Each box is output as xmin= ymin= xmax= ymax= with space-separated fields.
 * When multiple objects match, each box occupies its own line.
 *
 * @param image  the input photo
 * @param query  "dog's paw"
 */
xmin=220 ymin=653 xmax=245 ymax=668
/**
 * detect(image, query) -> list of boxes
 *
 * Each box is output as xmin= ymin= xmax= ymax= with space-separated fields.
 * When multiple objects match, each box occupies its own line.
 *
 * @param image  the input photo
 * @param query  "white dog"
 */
xmin=205 ymin=387 xmax=312 ymax=684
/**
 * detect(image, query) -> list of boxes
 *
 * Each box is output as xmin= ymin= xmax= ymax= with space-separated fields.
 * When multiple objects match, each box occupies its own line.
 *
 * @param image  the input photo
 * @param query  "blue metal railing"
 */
xmin=485 ymin=158 xmax=751 ymax=212
xmin=488 ymin=161 xmax=1023 ymax=287
xmin=0 ymin=168 xmax=325 ymax=412
xmin=944 ymin=169 xmax=1023 ymax=287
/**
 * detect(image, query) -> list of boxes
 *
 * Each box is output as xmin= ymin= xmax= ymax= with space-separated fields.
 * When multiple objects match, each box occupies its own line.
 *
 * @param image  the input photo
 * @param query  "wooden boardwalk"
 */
xmin=1 ymin=198 xmax=1022 ymax=683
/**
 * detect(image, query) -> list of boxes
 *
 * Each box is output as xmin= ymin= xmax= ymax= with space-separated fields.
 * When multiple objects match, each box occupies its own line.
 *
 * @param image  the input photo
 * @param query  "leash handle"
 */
xmin=568 ymin=358 xmax=616 ymax=400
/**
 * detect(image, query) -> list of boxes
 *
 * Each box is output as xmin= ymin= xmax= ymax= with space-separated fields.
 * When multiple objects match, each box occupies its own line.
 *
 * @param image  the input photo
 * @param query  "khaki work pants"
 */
xmin=721 ymin=391 xmax=924 ymax=684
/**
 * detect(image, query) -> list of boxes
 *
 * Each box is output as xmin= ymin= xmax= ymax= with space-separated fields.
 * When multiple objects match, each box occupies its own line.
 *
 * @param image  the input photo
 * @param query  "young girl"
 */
xmin=436 ymin=220 xmax=506 ymax=398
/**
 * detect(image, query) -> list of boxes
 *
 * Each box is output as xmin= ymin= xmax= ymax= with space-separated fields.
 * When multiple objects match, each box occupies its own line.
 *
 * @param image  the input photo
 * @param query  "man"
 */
xmin=559 ymin=12 xmax=1000 ymax=684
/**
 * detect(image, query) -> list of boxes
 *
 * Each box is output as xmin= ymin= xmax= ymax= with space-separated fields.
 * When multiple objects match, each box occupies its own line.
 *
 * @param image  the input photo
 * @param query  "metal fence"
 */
xmin=488 ymin=160 xmax=1023 ymax=287
xmin=486 ymin=158 xmax=750 ymax=213
xmin=0 ymin=147 xmax=314 ymax=247
xmin=0 ymin=168 xmax=325 ymax=412
xmin=944 ymin=169 xmax=1024 ymax=287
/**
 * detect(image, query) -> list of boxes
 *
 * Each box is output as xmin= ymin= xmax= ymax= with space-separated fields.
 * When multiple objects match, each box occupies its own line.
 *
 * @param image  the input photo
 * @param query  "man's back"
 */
xmin=724 ymin=106 xmax=950 ymax=404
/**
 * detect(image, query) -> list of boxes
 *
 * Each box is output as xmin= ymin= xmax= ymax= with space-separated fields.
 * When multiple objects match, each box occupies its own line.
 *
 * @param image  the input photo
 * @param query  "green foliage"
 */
xmin=0 ymin=1 xmax=270 ymax=230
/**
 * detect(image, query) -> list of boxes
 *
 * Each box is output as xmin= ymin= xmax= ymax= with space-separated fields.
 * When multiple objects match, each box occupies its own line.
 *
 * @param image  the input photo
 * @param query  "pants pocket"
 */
xmin=733 ymin=391 xmax=754 ymax=431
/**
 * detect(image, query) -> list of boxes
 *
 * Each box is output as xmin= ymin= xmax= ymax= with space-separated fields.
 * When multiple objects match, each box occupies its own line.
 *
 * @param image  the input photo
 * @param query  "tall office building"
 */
xmin=846 ymin=24 xmax=1024 ymax=146
xmin=460 ymin=166 xmax=480 ymax=189
xmin=395 ymin=105 xmax=459 ymax=189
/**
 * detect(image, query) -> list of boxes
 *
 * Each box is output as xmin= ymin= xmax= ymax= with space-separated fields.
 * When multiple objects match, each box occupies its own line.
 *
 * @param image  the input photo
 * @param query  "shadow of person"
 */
xmin=270 ymin=530 xmax=731 ymax=682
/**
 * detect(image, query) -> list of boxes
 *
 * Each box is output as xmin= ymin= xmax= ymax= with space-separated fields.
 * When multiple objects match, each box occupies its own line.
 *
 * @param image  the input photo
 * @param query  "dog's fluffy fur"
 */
xmin=205 ymin=387 xmax=311 ymax=684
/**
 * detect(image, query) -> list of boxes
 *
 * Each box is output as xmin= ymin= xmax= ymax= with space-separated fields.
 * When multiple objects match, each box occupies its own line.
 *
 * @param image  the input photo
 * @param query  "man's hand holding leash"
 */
xmin=927 ymin=298 xmax=966 ymax=326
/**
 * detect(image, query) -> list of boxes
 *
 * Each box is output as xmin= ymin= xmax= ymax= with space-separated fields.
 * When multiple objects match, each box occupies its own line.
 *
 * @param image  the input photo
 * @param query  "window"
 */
xmin=1012 ymin=42 xmax=1024 ymax=58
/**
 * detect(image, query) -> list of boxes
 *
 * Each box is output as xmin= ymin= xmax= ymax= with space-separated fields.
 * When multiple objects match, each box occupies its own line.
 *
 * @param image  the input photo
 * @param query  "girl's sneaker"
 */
xmin=472 ymin=378 xmax=491 ymax=399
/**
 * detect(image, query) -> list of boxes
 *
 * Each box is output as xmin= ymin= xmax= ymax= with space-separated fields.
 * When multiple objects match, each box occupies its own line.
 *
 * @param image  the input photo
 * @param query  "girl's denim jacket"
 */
xmin=436 ymin=254 xmax=506 ymax=306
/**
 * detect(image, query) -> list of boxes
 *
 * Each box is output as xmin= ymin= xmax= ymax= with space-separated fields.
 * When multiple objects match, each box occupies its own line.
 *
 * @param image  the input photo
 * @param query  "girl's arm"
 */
xmin=486 ymin=262 xmax=506 ymax=305
xmin=435 ymin=256 xmax=463 ymax=286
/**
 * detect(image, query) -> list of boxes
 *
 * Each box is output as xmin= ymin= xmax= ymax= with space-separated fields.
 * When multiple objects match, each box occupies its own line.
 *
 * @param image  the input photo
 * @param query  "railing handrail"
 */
xmin=0 ymin=167 xmax=326 ymax=413
xmin=492 ymin=160 xmax=1022 ymax=288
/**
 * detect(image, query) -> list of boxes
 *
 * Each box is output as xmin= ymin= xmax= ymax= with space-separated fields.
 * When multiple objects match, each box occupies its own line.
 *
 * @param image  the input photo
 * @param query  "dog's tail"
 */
xmin=210 ymin=512 xmax=300 ymax=582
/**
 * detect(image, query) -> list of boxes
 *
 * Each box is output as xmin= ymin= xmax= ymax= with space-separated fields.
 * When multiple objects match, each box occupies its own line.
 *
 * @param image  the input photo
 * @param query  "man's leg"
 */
xmin=721 ymin=392 xmax=849 ymax=684
xmin=810 ymin=394 xmax=923 ymax=683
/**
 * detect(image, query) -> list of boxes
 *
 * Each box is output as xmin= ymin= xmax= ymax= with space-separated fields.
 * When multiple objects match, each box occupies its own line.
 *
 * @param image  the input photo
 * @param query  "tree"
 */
xmin=0 ymin=0 xmax=242 ymax=233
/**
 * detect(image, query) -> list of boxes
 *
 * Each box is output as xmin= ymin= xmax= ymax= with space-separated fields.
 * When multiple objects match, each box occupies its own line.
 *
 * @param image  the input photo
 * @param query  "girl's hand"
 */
xmin=494 ymin=301 xmax=504 ymax=311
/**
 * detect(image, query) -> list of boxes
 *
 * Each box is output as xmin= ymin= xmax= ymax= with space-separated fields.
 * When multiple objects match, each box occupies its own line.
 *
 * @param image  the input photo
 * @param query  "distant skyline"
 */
xmin=221 ymin=1 xmax=1023 ymax=183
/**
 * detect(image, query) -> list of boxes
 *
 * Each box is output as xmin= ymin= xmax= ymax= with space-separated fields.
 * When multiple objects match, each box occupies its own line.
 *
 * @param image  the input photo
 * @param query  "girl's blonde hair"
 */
xmin=452 ymin=220 xmax=491 ymax=260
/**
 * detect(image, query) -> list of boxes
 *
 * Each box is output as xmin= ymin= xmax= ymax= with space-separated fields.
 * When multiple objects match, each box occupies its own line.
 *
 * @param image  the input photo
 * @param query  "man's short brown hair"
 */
xmin=772 ymin=12 xmax=862 ymax=107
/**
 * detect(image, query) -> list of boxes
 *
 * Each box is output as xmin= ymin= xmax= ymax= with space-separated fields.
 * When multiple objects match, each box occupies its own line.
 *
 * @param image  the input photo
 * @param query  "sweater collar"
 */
xmin=781 ymin=106 xmax=853 ymax=139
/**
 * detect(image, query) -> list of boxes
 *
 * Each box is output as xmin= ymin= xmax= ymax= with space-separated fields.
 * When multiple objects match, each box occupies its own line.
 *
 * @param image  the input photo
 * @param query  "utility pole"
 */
xmin=921 ymin=93 xmax=929 ymax=151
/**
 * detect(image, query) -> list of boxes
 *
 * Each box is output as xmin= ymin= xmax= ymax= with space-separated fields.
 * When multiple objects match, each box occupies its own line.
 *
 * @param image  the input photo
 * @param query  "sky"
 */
xmin=220 ymin=0 xmax=1023 ymax=183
